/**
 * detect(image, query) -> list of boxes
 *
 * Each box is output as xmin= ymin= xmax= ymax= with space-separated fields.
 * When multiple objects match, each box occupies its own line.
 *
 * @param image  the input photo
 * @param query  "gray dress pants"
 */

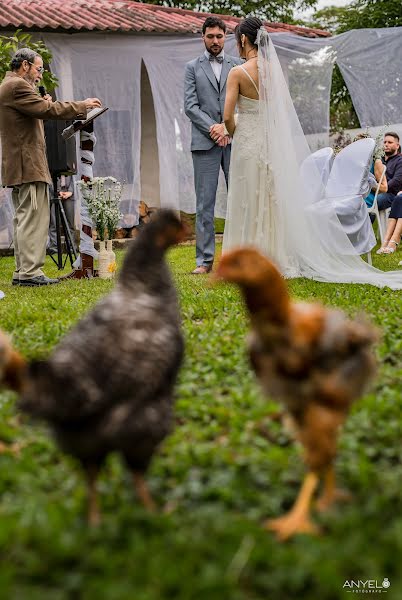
xmin=192 ymin=144 xmax=231 ymax=267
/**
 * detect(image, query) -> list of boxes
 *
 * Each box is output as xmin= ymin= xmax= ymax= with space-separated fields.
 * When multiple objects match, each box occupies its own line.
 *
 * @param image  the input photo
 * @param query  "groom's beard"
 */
xmin=205 ymin=42 xmax=224 ymax=56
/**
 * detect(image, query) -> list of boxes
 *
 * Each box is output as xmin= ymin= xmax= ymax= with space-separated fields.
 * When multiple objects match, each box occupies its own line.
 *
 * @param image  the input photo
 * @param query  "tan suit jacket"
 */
xmin=0 ymin=71 xmax=87 ymax=186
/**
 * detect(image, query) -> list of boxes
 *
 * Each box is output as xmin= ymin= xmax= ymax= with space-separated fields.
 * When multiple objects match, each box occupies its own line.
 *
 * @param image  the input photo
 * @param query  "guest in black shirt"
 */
xmin=377 ymin=132 xmax=402 ymax=212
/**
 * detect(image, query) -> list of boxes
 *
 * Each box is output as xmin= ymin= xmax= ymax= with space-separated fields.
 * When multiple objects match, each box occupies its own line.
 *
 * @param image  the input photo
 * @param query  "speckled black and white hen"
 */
xmin=19 ymin=210 xmax=187 ymax=524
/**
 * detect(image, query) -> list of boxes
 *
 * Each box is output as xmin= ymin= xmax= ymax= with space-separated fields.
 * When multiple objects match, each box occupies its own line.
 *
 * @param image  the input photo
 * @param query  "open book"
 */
xmin=62 ymin=106 xmax=109 ymax=140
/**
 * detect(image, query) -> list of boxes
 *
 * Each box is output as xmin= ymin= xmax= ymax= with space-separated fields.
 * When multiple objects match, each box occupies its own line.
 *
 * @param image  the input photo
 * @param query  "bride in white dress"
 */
xmin=219 ymin=17 xmax=402 ymax=290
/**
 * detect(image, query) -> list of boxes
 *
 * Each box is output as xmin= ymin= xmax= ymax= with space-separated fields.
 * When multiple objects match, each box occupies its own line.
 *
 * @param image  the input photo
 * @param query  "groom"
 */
xmin=184 ymin=16 xmax=242 ymax=274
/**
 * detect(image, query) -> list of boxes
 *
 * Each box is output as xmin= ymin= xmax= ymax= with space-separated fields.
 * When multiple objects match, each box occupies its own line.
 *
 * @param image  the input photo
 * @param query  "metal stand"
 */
xmin=49 ymin=173 xmax=78 ymax=270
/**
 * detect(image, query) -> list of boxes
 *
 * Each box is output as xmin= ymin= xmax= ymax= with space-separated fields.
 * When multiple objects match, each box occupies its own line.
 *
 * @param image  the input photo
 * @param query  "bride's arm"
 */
xmin=224 ymin=69 xmax=240 ymax=136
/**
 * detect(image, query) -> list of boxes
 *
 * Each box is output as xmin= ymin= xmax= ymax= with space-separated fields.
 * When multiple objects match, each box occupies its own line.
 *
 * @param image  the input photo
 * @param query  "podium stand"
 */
xmin=61 ymin=106 xmax=109 ymax=279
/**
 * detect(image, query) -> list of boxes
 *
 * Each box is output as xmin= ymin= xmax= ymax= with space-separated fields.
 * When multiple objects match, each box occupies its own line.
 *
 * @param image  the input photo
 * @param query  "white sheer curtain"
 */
xmin=44 ymin=33 xmax=143 ymax=228
xmin=43 ymin=32 xmax=336 ymax=221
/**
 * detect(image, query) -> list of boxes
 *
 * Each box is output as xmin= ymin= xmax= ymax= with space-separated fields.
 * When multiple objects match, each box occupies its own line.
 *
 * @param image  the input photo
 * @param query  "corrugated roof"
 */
xmin=0 ymin=0 xmax=330 ymax=37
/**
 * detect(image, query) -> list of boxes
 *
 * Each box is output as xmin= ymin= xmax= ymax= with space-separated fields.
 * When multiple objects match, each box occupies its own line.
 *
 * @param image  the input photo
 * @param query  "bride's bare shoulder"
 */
xmin=227 ymin=65 xmax=243 ymax=82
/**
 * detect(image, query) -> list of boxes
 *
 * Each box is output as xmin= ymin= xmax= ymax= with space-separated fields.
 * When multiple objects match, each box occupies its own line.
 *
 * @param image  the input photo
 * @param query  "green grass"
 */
xmin=0 ymin=245 xmax=401 ymax=599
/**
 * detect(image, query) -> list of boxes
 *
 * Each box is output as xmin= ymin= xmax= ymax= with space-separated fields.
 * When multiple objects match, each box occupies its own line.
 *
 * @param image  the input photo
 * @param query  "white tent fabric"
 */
xmin=43 ymin=32 xmax=337 ymax=221
xmin=333 ymin=28 xmax=402 ymax=127
xmin=0 ymin=27 xmax=402 ymax=248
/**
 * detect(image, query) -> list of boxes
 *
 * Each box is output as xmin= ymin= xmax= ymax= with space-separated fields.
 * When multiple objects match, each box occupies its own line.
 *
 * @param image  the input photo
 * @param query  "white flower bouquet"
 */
xmin=78 ymin=177 xmax=123 ymax=240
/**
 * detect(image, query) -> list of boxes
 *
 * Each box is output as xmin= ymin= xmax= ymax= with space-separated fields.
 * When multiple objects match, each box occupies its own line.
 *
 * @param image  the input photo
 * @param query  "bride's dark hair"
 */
xmin=234 ymin=17 xmax=264 ymax=48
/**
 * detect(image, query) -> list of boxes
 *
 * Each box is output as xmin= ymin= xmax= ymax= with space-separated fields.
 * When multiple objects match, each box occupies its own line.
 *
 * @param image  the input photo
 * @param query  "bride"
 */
xmin=216 ymin=17 xmax=402 ymax=289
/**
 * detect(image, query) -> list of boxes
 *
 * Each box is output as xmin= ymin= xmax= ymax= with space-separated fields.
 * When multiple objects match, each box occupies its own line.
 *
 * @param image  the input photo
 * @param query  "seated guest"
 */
xmin=376 ymin=132 xmax=402 ymax=212
xmin=376 ymin=194 xmax=402 ymax=254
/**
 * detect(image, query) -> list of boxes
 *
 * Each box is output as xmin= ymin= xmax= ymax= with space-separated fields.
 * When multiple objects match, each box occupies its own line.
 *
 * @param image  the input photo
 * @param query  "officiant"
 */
xmin=0 ymin=47 xmax=102 ymax=287
xmin=184 ymin=17 xmax=242 ymax=275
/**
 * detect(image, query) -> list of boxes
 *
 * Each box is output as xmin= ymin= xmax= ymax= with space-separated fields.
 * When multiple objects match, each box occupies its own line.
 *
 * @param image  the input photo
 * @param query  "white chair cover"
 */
xmin=325 ymin=139 xmax=376 ymax=255
xmin=300 ymin=147 xmax=334 ymax=200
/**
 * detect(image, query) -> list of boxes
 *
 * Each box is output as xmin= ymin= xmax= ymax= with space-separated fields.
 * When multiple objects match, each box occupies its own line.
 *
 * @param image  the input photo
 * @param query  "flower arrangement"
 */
xmin=333 ymin=124 xmax=389 ymax=159
xmin=373 ymin=126 xmax=388 ymax=161
xmin=353 ymin=125 xmax=389 ymax=161
xmin=78 ymin=177 xmax=123 ymax=240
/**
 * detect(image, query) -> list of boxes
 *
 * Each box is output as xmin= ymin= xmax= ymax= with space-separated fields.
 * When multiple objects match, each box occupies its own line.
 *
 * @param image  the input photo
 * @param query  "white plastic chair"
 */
xmin=325 ymin=138 xmax=376 ymax=263
xmin=367 ymin=164 xmax=390 ymax=244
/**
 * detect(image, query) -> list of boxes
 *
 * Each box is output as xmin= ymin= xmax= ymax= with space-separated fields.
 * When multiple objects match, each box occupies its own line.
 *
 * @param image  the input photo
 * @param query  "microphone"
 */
xmin=38 ymin=85 xmax=47 ymax=98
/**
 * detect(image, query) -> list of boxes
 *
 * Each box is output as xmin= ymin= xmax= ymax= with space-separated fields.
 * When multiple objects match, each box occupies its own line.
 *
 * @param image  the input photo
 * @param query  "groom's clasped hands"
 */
xmin=209 ymin=123 xmax=231 ymax=146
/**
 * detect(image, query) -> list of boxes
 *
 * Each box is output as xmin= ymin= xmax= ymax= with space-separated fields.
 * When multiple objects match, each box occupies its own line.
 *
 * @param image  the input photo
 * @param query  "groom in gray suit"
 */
xmin=184 ymin=16 xmax=242 ymax=274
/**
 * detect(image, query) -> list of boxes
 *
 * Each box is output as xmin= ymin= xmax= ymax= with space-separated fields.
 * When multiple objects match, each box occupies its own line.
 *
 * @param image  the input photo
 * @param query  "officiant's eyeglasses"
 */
xmin=28 ymin=62 xmax=45 ymax=74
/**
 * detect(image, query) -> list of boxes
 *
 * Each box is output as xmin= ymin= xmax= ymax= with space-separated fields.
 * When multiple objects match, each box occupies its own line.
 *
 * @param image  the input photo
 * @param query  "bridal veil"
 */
xmin=256 ymin=27 xmax=402 ymax=290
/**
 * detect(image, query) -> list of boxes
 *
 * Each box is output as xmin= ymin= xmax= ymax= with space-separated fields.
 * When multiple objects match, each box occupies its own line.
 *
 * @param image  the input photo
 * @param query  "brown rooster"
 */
xmin=15 ymin=209 xmax=187 ymax=525
xmin=215 ymin=247 xmax=377 ymax=541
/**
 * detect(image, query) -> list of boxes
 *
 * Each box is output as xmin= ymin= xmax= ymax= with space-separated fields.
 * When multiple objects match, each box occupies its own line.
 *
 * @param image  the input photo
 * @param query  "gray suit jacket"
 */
xmin=184 ymin=53 xmax=242 ymax=152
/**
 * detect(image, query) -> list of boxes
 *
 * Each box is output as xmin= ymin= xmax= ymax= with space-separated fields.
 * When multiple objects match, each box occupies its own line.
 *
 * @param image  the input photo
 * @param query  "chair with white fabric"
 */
xmin=300 ymin=147 xmax=334 ymax=199
xmin=325 ymin=138 xmax=376 ymax=264
xmin=367 ymin=164 xmax=390 ymax=244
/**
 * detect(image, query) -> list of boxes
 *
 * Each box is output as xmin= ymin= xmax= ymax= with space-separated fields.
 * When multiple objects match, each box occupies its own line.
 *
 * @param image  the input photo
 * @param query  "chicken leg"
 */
xmin=86 ymin=466 xmax=101 ymax=527
xmin=133 ymin=472 xmax=156 ymax=512
xmin=315 ymin=465 xmax=352 ymax=512
xmin=265 ymin=472 xmax=321 ymax=541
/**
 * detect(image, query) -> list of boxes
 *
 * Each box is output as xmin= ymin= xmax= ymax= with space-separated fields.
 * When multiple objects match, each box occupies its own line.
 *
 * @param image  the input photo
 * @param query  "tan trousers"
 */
xmin=12 ymin=182 xmax=50 ymax=280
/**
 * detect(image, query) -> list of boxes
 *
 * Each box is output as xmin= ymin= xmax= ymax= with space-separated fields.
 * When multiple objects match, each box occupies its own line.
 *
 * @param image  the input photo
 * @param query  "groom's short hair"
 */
xmin=202 ymin=16 xmax=226 ymax=34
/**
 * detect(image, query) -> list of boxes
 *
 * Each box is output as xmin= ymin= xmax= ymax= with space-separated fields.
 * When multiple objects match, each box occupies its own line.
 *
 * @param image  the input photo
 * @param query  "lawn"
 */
xmin=0 ymin=244 xmax=401 ymax=599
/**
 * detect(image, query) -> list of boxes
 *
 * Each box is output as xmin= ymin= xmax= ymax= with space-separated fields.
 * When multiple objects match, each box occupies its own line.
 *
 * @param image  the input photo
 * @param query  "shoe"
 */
xmin=18 ymin=275 xmax=60 ymax=286
xmin=12 ymin=278 xmax=20 ymax=286
xmin=191 ymin=264 xmax=213 ymax=274
xmin=382 ymin=240 xmax=399 ymax=255
xmin=376 ymin=240 xmax=389 ymax=254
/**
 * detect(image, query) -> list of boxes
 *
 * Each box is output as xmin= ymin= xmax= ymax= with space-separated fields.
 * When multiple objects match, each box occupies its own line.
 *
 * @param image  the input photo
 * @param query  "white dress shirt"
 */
xmin=204 ymin=50 xmax=224 ymax=83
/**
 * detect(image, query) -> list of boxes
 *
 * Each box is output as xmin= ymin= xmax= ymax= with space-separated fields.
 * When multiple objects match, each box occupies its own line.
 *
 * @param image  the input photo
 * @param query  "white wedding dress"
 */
xmin=223 ymin=85 xmax=293 ymax=277
xmin=223 ymin=29 xmax=402 ymax=290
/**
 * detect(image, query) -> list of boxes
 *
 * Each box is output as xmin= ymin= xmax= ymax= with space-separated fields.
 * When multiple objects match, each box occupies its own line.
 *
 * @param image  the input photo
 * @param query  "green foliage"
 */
xmin=330 ymin=64 xmax=360 ymax=133
xmin=0 ymin=29 xmax=58 ymax=91
xmin=144 ymin=0 xmax=318 ymax=24
xmin=336 ymin=0 xmax=402 ymax=33
xmin=303 ymin=0 xmax=402 ymax=32
xmin=301 ymin=5 xmax=349 ymax=33
xmin=0 ymin=244 xmax=401 ymax=598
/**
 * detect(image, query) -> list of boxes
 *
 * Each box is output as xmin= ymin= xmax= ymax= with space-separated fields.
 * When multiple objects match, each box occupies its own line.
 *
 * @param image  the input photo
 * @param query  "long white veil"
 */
xmin=256 ymin=27 xmax=402 ymax=290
